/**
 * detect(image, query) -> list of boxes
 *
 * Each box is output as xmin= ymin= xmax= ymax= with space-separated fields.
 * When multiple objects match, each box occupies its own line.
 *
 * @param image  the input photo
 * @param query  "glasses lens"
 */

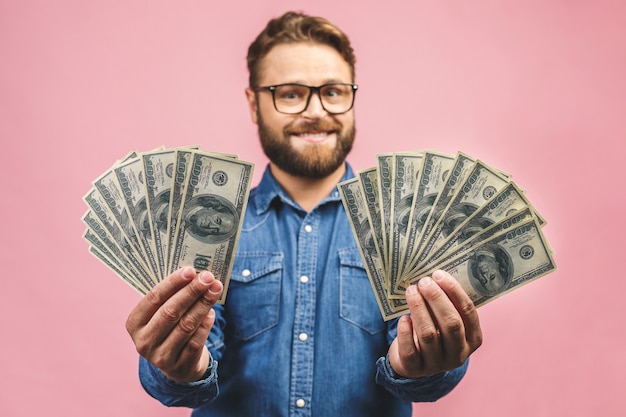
xmin=273 ymin=84 xmax=355 ymax=114
xmin=319 ymin=84 xmax=354 ymax=114
xmin=273 ymin=85 xmax=310 ymax=114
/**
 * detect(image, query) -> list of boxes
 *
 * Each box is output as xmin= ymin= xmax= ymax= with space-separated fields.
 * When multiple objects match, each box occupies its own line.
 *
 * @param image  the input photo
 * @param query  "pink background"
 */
xmin=2 ymin=1 xmax=625 ymax=416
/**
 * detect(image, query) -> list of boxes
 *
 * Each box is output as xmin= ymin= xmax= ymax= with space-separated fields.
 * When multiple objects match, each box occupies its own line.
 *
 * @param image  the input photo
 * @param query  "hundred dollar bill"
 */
xmin=87 ymin=245 xmax=148 ymax=296
xmin=376 ymin=153 xmax=393 ymax=275
xmin=83 ymin=187 xmax=156 ymax=287
xmin=83 ymin=226 xmax=150 ymax=294
xmin=114 ymin=156 xmax=161 ymax=279
xmin=357 ymin=168 xmax=387 ymax=273
xmin=142 ymin=146 xmax=207 ymax=280
xmin=168 ymin=151 xmax=254 ymax=303
xmin=82 ymin=209 xmax=150 ymax=290
xmin=414 ymin=181 xmax=543 ymax=274
xmin=338 ymin=177 xmax=406 ymax=321
xmin=410 ymin=216 xmax=556 ymax=307
xmin=406 ymin=152 xmax=476 ymax=269
xmin=389 ymin=152 xmax=422 ymax=296
xmin=142 ymin=148 xmax=177 ymax=281
xmin=413 ymin=205 xmax=537 ymax=277
xmin=399 ymin=150 xmax=455 ymax=283
xmin=166 ymin=149 xmax=196 ymax=274
xmin=92 ymin=164 xmax=159 ymax=282
xmin=412 ymin=159 xmax=510 ymax=271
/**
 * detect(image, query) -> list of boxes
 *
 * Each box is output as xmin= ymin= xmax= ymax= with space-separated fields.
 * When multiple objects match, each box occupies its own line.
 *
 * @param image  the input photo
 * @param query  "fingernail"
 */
xmin=433 ymin=270 xmax=445 ymax=281
xmin=199 ymin=271 xmax=213 ymax=284
xmin=406 ymin=284 xmax=418 ymax=295
xmin=209 ymin=280 xmax=222 ymax=295
xmin=419 ymin=277 xmax=433 ymax=287
xmin=182 ymin=267 xmax=195 ymax=280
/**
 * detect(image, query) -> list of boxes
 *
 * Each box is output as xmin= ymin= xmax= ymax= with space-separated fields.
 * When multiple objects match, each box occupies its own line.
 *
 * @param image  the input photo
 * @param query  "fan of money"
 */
xmin=82 ymin=146 xmax=254 ymax=304
xmin=338 ymin=150 xmax=556 ymax=321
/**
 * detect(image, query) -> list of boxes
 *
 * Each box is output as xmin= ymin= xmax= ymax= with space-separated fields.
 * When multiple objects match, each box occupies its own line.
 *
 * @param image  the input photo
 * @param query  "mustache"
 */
xmin=285 ymin=120 xmax=341 ymax=134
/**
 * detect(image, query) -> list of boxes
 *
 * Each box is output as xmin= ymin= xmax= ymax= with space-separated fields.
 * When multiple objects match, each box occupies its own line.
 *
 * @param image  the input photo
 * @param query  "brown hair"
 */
xmin=247 ymin=11 xmax=356 ymax=87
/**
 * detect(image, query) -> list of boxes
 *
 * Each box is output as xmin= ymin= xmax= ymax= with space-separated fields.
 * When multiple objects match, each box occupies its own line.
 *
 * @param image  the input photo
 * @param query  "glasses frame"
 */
xmin=252 ymin=83 xmax=358 ymax=115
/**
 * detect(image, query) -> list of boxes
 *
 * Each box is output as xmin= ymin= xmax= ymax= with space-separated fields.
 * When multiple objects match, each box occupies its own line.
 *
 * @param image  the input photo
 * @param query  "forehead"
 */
xmin=257 ymin=42 xmax=352 ymax=86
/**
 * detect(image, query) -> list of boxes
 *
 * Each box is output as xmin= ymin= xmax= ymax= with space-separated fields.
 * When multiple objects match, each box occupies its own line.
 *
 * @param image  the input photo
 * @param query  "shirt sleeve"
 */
xmin=137 ymin=304 xmax=227 ymax=408
xmin=375 ymin=354 xmax=469 ymax=403
xmin=376 ymin=316 xmax=469 ymax=403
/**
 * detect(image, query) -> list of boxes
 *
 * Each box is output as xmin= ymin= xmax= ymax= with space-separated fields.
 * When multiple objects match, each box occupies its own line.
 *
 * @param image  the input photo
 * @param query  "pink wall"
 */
xmin=2 ymin=1 xmax=624 ymax=416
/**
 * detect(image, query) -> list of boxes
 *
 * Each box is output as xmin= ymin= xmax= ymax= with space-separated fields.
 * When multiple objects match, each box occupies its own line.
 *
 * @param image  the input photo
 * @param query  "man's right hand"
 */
xmin=126 ymin=267 xmax=223 ymax=383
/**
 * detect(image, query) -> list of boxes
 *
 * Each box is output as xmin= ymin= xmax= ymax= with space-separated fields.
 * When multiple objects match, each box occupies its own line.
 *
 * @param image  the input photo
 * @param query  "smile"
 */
xmin=291 ymin=131 xmax=335 ymax=144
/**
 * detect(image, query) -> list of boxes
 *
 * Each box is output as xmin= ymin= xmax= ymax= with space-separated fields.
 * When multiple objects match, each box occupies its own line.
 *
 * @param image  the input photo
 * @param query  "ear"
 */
xmin=245 ymin=87 xmax=259 ymax=124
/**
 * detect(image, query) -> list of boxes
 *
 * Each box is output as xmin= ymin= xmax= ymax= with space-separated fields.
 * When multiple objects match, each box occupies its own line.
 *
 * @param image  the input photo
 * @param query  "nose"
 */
xmin=301 ymin=90 xmax=326 ymax=119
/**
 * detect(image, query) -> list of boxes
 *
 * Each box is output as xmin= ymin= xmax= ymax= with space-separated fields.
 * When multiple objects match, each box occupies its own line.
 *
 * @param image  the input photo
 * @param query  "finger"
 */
xmin=126 ymin=267 xmax=197 ymax=332
xmin=164 ymin=273 xmax=223 ymax=359
xmin=406 ymin=280 xmax=443 ymax=362
xmin=169 ymin=309 xmax=217 ymax=382
xmin=150 ymin=270 xmax=223 ymax=348
xmin=432 ymin=270 xmax=483 ymax=349
xmin=415 ymin=274 xmax=468 ymax=364
xmin=396 ymin=315 xmax=421 ymax=362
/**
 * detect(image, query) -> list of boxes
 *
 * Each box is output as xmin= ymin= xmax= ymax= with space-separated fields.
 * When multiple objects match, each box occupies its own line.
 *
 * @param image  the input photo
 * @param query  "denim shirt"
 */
xmin=139 ymin=163 xmax=468 ymax=417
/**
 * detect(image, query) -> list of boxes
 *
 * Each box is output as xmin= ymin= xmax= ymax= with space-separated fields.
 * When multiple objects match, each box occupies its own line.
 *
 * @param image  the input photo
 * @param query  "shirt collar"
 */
xmin=251 ymin=162 xmax=355 ymax=215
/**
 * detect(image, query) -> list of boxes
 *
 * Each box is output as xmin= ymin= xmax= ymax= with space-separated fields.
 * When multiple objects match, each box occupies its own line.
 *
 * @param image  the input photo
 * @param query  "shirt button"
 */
xmin=296 ymin=399 xmax=306 ymax=408
xmin=241 ymin=269 xmax=251 ymax=277
xmin=300 ymin=275 xmax=309 ymax=283
xmin=298 ymin=333 xmax=308 ymax=342
xmin=304 ymin=225 xmax=313 ymax=233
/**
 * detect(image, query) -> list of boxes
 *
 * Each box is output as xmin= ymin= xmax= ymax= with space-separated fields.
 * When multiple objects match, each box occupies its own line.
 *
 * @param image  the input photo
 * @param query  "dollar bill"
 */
xmin=389 ymin=152 xmax=423 ymax=296
xmin=338 ymin=149 xmax=555 ymax=321
xmin=411 ymin=159 xmax=510 ymax=272
xmin=92 ymin=164 xmax=159 ymax=282
xmin=399 ymin=150 xmax=455 ymax=283
xmin=405 ymin=152 xmax=476 ymax=270
xmin=113 ymin=156 xmax=161 ymax=279
xmin=357 ymin=168 xmax=386 ymax=272
xmin=83 ymin=187 xmax=156 ymax=287
xmin=168 ymin=151 xmax=254 ymax=303
xmin=339 ymin=178 xmax=406 ymax=320
xmin=166 ymin=149 xmax=196 ymax=274
xmin=414 ymin=205 xmax=537 ymax=277
xmin=83 ymin=227 xmax=150 ymax=294
xmin=87 ymin=245 xmax=148 ymax=296
xmin=376 ymin=153 xmax=393 ymax=275
xmin=412 ymin=181 xmax=541 ymax=275
xmin=82 ymin=209 xmax=150 ymax=290
xmin=409 ymin=216 xmax=556 ymax=307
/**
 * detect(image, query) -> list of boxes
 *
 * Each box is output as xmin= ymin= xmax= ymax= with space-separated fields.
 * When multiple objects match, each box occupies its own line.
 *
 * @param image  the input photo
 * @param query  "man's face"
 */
xmin=246 ymin=43 xmax=356 ymax=178
xmin=477 ymin=256 xmax=506 ymax=292
xmin=193 ymin=207 xmax=235 ymax=235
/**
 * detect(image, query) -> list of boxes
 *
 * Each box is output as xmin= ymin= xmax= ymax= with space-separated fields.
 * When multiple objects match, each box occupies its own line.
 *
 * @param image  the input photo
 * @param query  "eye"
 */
xmin=276 ymin=85 xmax=307 ymax=101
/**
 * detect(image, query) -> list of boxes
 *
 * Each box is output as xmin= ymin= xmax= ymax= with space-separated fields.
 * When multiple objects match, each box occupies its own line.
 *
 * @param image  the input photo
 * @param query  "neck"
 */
xmin=270 ymin=163 xmax=346 ymax=212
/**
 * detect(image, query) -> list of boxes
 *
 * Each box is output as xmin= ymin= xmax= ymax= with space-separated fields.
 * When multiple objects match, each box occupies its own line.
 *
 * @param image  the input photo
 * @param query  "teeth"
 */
xmin=295 ymin=132 xmax=329 ymax=137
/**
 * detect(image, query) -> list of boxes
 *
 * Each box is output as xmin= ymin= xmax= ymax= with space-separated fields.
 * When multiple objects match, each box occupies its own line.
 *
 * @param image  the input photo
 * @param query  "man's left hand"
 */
xmin=388 ymin=270 xmax=483 ymax=378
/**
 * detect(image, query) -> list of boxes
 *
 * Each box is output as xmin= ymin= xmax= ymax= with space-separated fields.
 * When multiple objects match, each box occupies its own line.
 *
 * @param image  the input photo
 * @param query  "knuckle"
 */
xmin=161 ymin=304 xmax=181 ymax=323
xmin=134 ymin=337 xmax=155 ymax=357
xmin=178 ymin=314 xmax=200 ymax=335
xmin=145 ymin=288 xmax=163 ymax=307
xmin=419 ymin=327 xmax=439 ymax=344
xmin=441 ymin=315 xmax=464 ymax=336
xmin=125 ymin=315 xmax=137 ymax=334
xmin=459 ymin=298 xmax=477 ymax=316
xmin=185 ymin=336 xmax=206 ymax=353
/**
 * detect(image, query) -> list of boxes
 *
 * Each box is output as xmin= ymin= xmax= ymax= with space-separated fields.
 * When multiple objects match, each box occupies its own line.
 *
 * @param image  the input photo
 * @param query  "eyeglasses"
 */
xmin=252 ymin=83 xmax=358 ymax=115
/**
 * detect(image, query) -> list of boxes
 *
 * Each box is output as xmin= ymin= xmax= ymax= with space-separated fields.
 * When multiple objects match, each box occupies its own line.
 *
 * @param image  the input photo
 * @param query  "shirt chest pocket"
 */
xmin=226 ymin=252 xmax=283 ymax=341
xmin=339 ymin=248 xmax=386 ymax=335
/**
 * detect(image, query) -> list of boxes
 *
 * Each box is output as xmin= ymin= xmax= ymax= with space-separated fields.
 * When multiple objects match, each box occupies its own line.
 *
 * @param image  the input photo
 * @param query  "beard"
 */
xmin=256 ymin=112 xmax=355 ymax=179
